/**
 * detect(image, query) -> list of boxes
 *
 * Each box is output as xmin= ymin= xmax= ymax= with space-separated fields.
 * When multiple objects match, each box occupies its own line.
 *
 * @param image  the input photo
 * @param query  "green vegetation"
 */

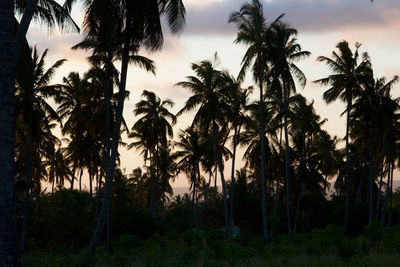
xmin=21 ymin=190 xmax=400 ymax=266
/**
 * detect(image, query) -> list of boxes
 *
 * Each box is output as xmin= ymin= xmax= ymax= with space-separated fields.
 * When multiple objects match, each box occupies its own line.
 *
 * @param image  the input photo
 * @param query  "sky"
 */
xmin=26 ymin=0 xmax=400 ymax=189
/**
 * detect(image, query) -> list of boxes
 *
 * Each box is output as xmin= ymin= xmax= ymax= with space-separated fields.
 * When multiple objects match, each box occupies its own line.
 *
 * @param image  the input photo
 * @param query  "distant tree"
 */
xmin=177 ymin=56 xmax=232 ymax=239
xmin=314 ymin=40 xmax=372 ymax=233
xmin=229 ymin=0 xmax=283 ymax=243
xmin=267 ymin=23 xmax=310 ymax=233
xmin=15 ymin=44 xmax=65 ymax=253
xmin=129 ymin=90 xmax=176 ymax=216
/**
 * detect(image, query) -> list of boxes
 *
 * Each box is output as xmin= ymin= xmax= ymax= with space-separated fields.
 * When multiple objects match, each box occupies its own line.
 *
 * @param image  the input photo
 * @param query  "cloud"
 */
xmin=182 ymin=0 xmax=400 ymax=35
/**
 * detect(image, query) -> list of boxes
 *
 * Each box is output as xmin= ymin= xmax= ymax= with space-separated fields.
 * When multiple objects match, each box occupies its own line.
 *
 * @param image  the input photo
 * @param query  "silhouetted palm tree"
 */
xmin=0 ymin=0 xmax=77 ymax=262
xmin=229 ymin=0 xmax=283 ymax=243
xmin=15 ymin=44 xmax=65 ymax=253
xmin=267 ymin=23 xmax=311 ymax=233
xmin=314 ymin=40 xmax=372 ymax=233
xmin=176 ymin=127 xmax=206 ymax=227
xmin=129 ymin=90 xmax=176 ymax=216
xmin=177 ymin=56 xmax=231 ymax=238
xmin=88 ymin=0 xmax=185 ymax=254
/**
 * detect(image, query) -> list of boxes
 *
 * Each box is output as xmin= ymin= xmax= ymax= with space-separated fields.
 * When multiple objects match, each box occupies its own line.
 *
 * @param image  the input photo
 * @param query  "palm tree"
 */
xmin=225 ymin=79 xmax=250 ymax=240
xmin=351 ymin=75 xmax=399 ymax=223
xmin=229 ymin=0 xmax=283 ymax=243
xmin=0 ymin=0 xmax=77 ymax=263
xmin=267 ymin=23 xmax=311 ymax=233
xmin=44 ymin=147 xmax=72 ymax=192
xmin=176 ymin=56 xmax=232 ymax=238
xmin=88 ymin=0 xmax=185 ymax=254
xmin=129 ymin=90 xmax=176 ymax=216
xmin=56 ymin=72 xmax=91 ymax=190
xmin=156 ymin=145 xmax=179 ymax=215
xmin=15 ymin=44 xmax=65 ymax=252
xmin=314 ymin=40 xmax=372 ymax=233
xmin=72 ymin=0 xmax=155 ymax=196
xmin=175 ymin=127 xmax=205 ymax=227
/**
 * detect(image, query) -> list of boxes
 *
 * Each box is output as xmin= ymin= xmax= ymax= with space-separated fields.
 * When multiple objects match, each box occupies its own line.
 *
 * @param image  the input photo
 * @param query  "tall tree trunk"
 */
xmin=87 ymin=21 xmax=130 ymax=253
xmin=228 ymin=125 xmax=239 ymax=241
xmin=343 ymin=96 xmax=352 ymax=234
xmin=214 ymin=166 xmax=217 ymax=201
xmin=36 ymin=157 xmax=41 ymax=213
xmin=356 ymin=163 xmax=365 ymax=204
xmin=273 ymin=180 xmax=280 ymax=217
xmin=79 ymin=168 xmax=83 ymax=192
xmin=294 ymin=184 xmax=304 ymax=234
xmin=194 ymin=165 xmax=201 ymax=227
xmin=155 ymin=143 xmax=160 ymax=216
xmin=368 ymin=143 xmax=375 ymax=223
xmin=20 ymin=100 xmax=33 ymax=253
xmin=190 ymin=174 xmax=196 ymax=228
xmin=96 ymin=77 xmax=112 ymax=216
xmin=258 ymin=80 xmax=269 ymax=244
xmin=381 ymin=161 xmax=391 ymax=225
xmin=70 ymin=151 xmax=78 ymax=190
xmin=388 ymin=163 xmax=394 ymax=227
xmin=149 ymin=152 xmax=155 ymax=216
xmin=1 ymin=0 xmax=38 ymax=262
xmin=212 ymin=121 xmax=229 ymax=240
xmin=95 ymin=167 xmax=102 ymax=217
xmin=376 ymin=134 xmax=386 ymax=219
xmin=283 ymin=82 xmax=291 ymax=234
xmin=200 ymin=171 xmax=212 ymax=225
xmin=273 ymin=126 xmax=283 ymax=217
xmin=228 ymin=126 xmax=239 ymax=239
xmin=89 ymin=164 xmax=93 ymax=206
xmin=106 ymin=206 xmax=113 ymax=253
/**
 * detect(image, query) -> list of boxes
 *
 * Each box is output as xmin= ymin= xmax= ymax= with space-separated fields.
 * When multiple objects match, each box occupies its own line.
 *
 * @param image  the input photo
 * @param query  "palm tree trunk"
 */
xmin=273 ymin=126 xmax=283 ymax=217
xmin=294 ymin=184 xmax=304 ymax=234
xmin=273 ymin=180 xmax=280 ymax=217
xmin=214 ymin=166 xmax=217 ymax=201
xmin=190 ymin=175 xmax=196 ymax=228
xmin=283 ymin=82 xmax=291 ymax=234
xmin=343 ymin=96 xmax=352 ymax=234
xmin=388 ymin=163 xmax=394 ymax=227
xmin=106 ymin=206 xmax=113 ymax=253
xmin=228 ymin=125 xmax=239 ymax=241
xmin=14 ymin=0 xmax=39 ymax=61
xmin=95 ymin=168 xmax=102 ymax=217
xmin=20 ymin=97 xmax=33 ymax=253
xmin=258 ymin=80 xmax=269 ymax=244
xmin=79 ymin=168 xmax=84 ymax=192
xmin=155 ymin=143 xmax=160 ymax=216
xmin=381 ymin=161 xmax=391 ymax=225
xmin=194 ymin=165 xmax=201 ymax=227
xmin=96 ymin=78 xmax=112 ymax=216
xmin=89 ymin=164 xmax=93 ymax=205
xmin=149 ymin=152 xmax=155 ymax=216
xmin=368 ymin=143 xmax=375 ymax=223
xmin=200 ymin=171 xmax=212 ymax=224
xmin=87 ymin=18 xmax=130 ymax=254
xmin=70 ymin=151 xmax=78 ymax=190
xmin=212 ymin=121 xmax=229 ymax=240
xmin=36 ymin=157 xmax=41 ymax=213
xmin=356 ymin=163 xmax=365 ymax=204
xmin=376 ymin=134 xmax=386 ymax=219
xmin=1 ymin=0 xmax=39 ymax=263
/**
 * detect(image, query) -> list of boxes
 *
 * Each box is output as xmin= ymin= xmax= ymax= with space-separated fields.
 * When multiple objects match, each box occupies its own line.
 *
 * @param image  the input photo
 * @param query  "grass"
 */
xmin=22 ymin=223 xmax=400 ymax=266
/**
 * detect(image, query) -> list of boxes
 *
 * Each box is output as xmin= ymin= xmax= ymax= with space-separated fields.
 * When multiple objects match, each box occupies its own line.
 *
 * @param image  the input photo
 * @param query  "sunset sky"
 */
xmin=26 ymin=0 xmax=400 ymax=188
